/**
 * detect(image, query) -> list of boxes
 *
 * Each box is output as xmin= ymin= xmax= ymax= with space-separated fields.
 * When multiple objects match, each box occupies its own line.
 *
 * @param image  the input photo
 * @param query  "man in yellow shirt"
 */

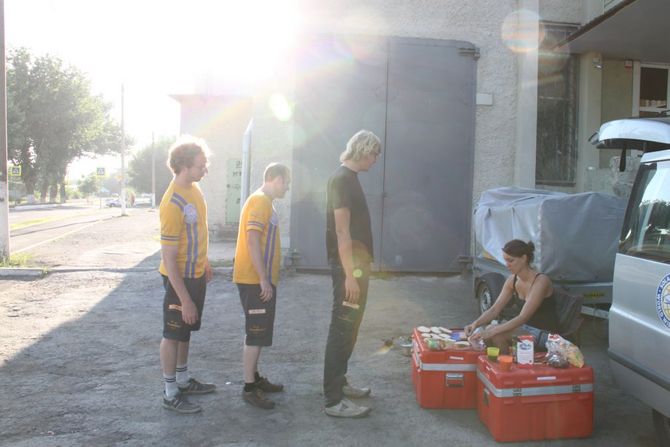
xmin=233 ymin=163 xmax=290 ymax=409
xmin=158 ymin=136 xmax=215 ymax=414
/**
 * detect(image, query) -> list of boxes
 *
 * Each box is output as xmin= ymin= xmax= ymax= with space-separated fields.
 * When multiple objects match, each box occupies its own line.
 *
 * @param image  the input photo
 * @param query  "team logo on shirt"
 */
xmin=657 ymin=273 xmax=670 ymax=329
xmin=184 ymin=204 xmax=198 ymax=224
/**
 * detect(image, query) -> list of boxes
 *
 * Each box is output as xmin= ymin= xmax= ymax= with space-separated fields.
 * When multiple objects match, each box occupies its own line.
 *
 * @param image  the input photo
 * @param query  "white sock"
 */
xmin=176 ymin=364 xmax=190 ymax=386
xmin=164 ymin=375 xmax=178 ymax=398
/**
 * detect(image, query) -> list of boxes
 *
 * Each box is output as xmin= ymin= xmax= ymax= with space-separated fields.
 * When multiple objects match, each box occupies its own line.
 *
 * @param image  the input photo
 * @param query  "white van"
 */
xmin=592 ymin=115 xmax=670 ymax=445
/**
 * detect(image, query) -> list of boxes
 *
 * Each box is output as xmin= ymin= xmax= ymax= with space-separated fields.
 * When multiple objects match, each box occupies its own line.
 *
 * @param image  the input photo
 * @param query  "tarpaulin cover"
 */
xmin=474 ymin=187 xmax=627 ymax=282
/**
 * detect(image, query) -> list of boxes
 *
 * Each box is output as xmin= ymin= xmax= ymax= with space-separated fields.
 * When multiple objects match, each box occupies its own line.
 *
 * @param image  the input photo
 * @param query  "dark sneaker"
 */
xmin=256 ymin=376 xmax=284 ymax=393
xmin=178 ymin=378 xmax=216 ymax=395
xmin=162 ymin=392 xmax=202 ymax=414
xmin=242 ymin=388 xmax=275 ymax=409
xmin=343 ymin=384 xmax=371 ymax=399
xmin=324 ymin=398 xmax=371 ymax=418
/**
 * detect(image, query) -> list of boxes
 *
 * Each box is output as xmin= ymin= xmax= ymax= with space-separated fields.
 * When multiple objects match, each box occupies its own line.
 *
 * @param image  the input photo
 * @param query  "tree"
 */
xmin=128 ymin=137 xmax=175 ymax=200
xmin=6 ymin=48 xmax=125 ymax=203
xmin=77 ymin=173 xmax=101 ymax=197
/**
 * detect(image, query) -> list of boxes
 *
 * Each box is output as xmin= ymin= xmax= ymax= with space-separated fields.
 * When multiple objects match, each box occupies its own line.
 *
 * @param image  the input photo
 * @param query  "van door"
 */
xmin=609 ymin=153 xmax=670 ymax=418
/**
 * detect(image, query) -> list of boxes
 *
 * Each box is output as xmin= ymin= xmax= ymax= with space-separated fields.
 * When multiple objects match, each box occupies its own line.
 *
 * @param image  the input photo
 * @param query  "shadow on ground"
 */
xmin=0 ymin=255 xmax=658 ymax=447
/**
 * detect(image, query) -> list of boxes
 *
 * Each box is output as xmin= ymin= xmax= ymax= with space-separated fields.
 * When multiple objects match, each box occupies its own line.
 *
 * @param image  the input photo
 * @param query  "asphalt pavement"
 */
xmin=0 ymin=209 xmax=660 ymax=446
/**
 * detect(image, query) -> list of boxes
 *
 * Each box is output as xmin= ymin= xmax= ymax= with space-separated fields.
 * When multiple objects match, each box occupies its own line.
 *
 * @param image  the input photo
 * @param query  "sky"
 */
xmin=5 ymin=0 xmax=301 ymax=180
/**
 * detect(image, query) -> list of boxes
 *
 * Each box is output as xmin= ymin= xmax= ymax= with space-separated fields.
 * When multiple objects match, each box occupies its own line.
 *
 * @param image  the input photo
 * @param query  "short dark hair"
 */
xmin=167 ymin=136 xmax=211 ymax=175
xmin=263 ymin=163 xmax=290 ymax=182
xmin=503 ymin=239 xmax=535 ymax=264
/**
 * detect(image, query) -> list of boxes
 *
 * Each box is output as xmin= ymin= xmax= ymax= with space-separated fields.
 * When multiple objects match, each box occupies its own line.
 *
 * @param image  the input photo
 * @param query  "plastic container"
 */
xmin=477 ymin=356 xmax=594 ymax=442
xmin=411 ymin=328 xmax=480 ymax=409
xmin=517 ymin=335 xmax=534 ymax=366
xmin=498 ymin=355 xmax=513 ymax=371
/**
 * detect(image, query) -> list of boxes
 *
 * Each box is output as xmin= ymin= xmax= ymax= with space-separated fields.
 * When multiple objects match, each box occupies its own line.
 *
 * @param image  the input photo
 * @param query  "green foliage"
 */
xmin=77 ymin=173 xmax=101 ymax=196
xmin=128 ymin=137 xmax=175 ymax=199
xmin=65 ymin=185 xmax=82 ymax=199
xmin=0 ymin=253 xmax=31 ymax=268
xmin=6 ymin=48 xmax=126 ymax=201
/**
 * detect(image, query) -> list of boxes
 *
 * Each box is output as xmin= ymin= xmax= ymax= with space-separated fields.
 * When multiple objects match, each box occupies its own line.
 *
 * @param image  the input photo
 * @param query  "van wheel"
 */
xmin=653 ymin=409 xmax=670 ymax=446
xmin=476 ymin=273 xmax=506 ymax=315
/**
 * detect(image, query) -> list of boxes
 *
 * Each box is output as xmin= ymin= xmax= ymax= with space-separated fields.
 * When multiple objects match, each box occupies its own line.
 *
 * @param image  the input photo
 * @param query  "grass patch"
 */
xmin=0 ymin=253 xmax=32 ymax=267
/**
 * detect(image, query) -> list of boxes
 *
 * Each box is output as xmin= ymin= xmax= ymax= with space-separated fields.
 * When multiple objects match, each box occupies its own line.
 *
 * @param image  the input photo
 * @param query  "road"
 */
xmin=8 ymin=202 xmax=159 ymax=269
xmin=10 ymin=202 xmax=121 ymax=254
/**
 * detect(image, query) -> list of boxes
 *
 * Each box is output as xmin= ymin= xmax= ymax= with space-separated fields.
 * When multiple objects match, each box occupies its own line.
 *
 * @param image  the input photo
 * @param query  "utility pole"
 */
xmin=0 ymin=0 xmax=10 ymax=262
xmin=120 ymin=84 xmax=127 ymax=216
xmin=151 ymin=132 xmax=156 ymax=208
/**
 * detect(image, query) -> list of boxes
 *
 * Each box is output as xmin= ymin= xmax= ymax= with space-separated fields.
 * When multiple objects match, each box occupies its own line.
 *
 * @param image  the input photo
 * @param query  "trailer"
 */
xmin=472 ymin=187 xmax=627 ymax=319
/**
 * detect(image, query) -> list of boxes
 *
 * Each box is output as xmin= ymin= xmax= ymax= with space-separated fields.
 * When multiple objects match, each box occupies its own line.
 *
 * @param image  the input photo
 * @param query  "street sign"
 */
xmin=96 ymin=167 xmax=106 ymax=177
xmin=9 ymin=166 xmax=21 ymax=177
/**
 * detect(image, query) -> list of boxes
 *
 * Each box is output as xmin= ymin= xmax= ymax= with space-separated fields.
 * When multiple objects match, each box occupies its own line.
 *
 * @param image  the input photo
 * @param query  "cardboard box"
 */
xmin=411 ymin=328 xmax=481 ymax=409
xmin=476 ymin=356 xmax=594 ymax=442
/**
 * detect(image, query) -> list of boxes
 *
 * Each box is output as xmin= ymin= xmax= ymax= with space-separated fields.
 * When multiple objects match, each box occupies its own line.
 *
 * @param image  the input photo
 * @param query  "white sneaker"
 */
xmin=343 ymin=384 xmax=371 ymax=399
xmin=324 ymin=398 xmax=371 ymax=418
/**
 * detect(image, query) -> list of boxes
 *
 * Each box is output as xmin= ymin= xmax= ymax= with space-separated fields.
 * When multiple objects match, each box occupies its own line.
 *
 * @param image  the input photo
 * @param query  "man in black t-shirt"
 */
xmin=323 ymin=130 xmax=382 ymax=418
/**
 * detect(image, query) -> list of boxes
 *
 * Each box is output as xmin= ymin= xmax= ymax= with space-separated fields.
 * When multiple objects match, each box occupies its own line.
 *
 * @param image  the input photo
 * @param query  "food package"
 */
xmin=467 ymin=327 xmax=486 ymax=351
xmin=545 ymin=334 xmax=584 ymax=368
xmin=426 ymin=338 xmax=456 ymax=351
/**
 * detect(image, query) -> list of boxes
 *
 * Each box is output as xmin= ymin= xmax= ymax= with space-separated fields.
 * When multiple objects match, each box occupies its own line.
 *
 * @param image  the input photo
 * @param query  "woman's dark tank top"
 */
xmin=510 ymin=273 xmax=560 ymax=332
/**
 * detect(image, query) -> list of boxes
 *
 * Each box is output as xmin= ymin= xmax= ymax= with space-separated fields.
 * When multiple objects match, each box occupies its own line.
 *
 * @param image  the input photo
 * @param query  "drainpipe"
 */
xmin=241 ymin=119 xmax=253 ymax=206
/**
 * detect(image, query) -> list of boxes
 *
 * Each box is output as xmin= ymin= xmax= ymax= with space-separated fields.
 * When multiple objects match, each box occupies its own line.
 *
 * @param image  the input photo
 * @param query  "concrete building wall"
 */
xmin=176 ymin=96 xmax=253 ymax=238
xmin=539 ymin=0 xmax=583 ymax=23
xmin=600 ymin=59 xmax=634 ymax=168
xmin=177 ymin=0 xmax=583 ymax=243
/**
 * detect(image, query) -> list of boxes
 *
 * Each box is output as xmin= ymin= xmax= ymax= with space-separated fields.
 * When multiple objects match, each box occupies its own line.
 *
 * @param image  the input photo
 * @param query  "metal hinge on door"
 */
xmin=459 ymin=47 xmax=480 ymax=60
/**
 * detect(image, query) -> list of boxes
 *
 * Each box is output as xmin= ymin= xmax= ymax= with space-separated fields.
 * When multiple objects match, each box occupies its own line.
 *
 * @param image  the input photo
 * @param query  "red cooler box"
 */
xmin=476 ymin=356 xmax=594 ymax=442
xmin=411 ymin=328 xmax=481 ymax=409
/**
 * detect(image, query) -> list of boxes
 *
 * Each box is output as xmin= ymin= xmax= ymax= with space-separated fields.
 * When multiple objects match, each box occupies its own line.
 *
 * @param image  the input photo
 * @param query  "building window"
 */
xmin=536 ymin=23 xmax=580 ymax=186
xmin=637 ymin=64 xmax=669 ymax=118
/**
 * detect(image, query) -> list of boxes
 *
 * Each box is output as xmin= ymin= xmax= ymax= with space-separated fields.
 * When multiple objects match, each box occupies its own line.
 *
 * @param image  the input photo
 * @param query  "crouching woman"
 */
xmin=465 ymin=239 xmax=559 ymax=353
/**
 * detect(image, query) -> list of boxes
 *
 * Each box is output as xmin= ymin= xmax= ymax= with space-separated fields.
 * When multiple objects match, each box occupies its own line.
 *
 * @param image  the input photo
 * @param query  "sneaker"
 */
xmin=162 ymin=392 xmax=202 ymax=414
xmin=343 ymin=384 xmax=371 ymax=399
xmin=256 ymin=376 xmax=284 ymax=393
xmin=324 ymin=398 xmax=371 ymax=418
xmin=178 ymin=378 xmax=216 ymax=395
xmin=242 ymin=387 xmax=275 ymax=409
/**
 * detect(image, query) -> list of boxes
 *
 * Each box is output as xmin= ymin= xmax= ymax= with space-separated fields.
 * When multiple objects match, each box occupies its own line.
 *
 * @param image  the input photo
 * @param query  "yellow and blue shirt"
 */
xmin=158 ymin=181 xmax=208 ymax=279
xmin=233 ymin=190 xmax=281 ymax=285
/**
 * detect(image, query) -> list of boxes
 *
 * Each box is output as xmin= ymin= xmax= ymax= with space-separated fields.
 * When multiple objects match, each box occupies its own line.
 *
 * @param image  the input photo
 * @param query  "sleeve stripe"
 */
xmin=172 ymin=192 xmax=187 ymax=206
xmin=170 ymin=197 xmax=185 ymax=210
xmin=161 ymin=235 xmax=180 ymax=241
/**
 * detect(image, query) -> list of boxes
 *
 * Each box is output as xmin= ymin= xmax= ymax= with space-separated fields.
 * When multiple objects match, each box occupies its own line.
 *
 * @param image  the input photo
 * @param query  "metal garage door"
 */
xmin=290 ymin=35 xmax=476 ymax=272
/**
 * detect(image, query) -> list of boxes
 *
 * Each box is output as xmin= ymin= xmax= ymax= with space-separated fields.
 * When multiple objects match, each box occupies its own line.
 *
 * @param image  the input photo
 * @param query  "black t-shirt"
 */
xmin=326 ymin=165 xmax=373 ymax=266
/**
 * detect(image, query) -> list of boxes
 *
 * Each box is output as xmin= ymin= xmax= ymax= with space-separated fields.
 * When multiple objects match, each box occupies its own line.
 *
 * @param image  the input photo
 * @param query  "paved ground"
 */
xmin=0 ymin=208 xmax=659 ymax=446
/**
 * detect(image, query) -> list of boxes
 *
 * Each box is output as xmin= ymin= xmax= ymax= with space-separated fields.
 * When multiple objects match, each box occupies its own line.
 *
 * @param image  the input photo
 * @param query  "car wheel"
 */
xmin=476 ymin=273 xmax=506 ymax=315
xmin=653 ymin=409 xmax=670 ymax=447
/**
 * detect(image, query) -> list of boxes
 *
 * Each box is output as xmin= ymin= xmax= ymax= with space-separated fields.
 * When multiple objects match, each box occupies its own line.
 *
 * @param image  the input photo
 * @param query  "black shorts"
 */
xmin=162 ymin=274 xmax=207 ymax=342
xmin=237 ymin=283 xmax=277 ymax=347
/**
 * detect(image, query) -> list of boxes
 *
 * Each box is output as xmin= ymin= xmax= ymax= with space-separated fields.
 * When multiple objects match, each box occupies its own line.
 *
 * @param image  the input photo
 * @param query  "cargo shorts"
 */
xmin=237 ymin=283 xmax=277 ymax=347
xmin=162 ymin=274 xmax=207 ymax=342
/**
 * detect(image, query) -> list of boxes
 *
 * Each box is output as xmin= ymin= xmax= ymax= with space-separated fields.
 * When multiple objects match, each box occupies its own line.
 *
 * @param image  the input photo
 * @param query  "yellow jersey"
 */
xmin=158 ymin=181 xmax=208 ymax=278
xmin=233 ymin=190 xmax=281 ymax=285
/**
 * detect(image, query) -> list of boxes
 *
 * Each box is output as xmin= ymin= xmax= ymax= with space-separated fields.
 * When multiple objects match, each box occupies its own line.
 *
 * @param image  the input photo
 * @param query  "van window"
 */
xmin=620 ymin=160 xmax=670 ymax=263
